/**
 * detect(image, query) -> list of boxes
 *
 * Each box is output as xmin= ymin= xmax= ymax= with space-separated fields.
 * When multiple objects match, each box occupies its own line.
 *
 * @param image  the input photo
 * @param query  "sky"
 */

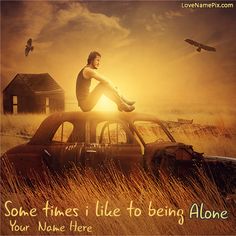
xmin=1 ymin=0 xmax=236 ymax=113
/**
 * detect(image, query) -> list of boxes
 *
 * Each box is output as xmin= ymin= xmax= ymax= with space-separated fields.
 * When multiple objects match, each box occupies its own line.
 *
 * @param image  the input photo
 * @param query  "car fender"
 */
xmin=1 ymin=152 xmax=47 ymax=182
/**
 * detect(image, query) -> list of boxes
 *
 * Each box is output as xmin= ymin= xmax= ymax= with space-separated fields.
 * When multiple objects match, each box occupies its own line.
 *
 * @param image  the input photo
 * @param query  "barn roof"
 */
xmin=3 ymin=73 xmax=64 ymax=94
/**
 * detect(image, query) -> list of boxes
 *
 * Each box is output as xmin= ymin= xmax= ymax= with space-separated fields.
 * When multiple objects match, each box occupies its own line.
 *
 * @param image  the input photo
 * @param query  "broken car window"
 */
xmin=96 ymin=121 xmax=128 ymax=144
xmin=134 ymin=121 xmax=170 ymax=144
xmin=52 ymin=121 xmax=74 ymax=143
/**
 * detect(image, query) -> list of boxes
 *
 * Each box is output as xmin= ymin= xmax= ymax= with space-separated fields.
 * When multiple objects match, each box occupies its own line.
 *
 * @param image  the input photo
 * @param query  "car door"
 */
xmin=86 ymin=120 xmax=143 ymax=172
xmin=44 ymin=120 xmax=85 ymax=171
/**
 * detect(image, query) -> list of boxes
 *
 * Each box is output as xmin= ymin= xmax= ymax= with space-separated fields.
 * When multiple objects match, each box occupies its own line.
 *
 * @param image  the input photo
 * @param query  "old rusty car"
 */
xmin=1 ymin=111 xmax=236 ymax=193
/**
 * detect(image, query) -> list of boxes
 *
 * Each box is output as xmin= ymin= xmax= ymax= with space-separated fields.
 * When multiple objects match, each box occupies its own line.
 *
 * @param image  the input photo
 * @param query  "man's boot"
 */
xmin=117 ymin=102 xmax=135 ymax=112
xmin=121 ymin=96 xmax=136 ymax=106
xmin=103 ymin=84 xmax=135 ymax=112
xmin=112 ymin=86 xmax=135 ymax=106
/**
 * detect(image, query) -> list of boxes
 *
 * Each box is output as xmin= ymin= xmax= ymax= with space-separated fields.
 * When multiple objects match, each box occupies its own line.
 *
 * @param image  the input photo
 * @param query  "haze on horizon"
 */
xmin=1 ymin=1 xmax=236 ymax=113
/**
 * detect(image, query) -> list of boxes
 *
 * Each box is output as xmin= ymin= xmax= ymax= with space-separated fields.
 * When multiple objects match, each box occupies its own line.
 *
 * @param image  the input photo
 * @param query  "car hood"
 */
xmin=2 ymin=144 xmax=28 ymax=155
xmin=145 ymin=141 xmax=204 ymax=161
xmin=1 ymin=143 xmax=44 ymax=157
xmin=203 ymin=155 xmax=236 ymax=164
xmin=146 ymin=141 xmax=192 ymax=149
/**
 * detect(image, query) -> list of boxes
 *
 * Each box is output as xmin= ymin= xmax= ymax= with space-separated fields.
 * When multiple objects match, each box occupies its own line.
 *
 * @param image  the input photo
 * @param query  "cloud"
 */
xmin=165 ymin=10 xmax=183 ymax=19
xmin=34 ymin=2 xmax=131 ymax=49
xmin=1 ymin=1 xmax=132 ymax=90
xmin=59 ymin=2 xmax=126 ymax=32
xmin=1 ymin=1 xmax=235 ymax=109
xmin=1 ymin=1 xmax=53 ymax=56
xmin=145 ymin=24 xmax=152 ymax=32
xmin=2 ymin=1 xmax=131 ymax=52
xmin=1 ymin=1 xmax=54 ymax=86
xmin=145 ymin=10 xmax=184 ymax=34
xmin=22 ymin=1 xmax=53 ymax=39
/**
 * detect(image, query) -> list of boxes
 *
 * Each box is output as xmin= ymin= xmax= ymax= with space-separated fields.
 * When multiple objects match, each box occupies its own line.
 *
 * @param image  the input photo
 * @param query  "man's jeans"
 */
xmin=77 ymin=82 xmax=122 ymax=112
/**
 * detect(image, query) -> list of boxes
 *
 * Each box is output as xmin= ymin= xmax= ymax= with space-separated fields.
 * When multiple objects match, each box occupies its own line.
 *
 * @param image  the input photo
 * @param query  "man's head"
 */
xmin=87 ymin=51 xmax=101 ymax=69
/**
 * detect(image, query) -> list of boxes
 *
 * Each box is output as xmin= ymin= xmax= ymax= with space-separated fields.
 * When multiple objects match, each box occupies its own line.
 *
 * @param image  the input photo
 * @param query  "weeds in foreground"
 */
xmin=1 ymin=113 xmax=236 ymax=234
xmin=1 ymin=163 xmax=235 ymax=235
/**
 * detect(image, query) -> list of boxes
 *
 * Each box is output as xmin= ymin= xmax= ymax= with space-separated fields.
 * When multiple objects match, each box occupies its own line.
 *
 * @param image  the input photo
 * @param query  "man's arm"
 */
xmin=83 ymin=67 xmax=112 ymax=85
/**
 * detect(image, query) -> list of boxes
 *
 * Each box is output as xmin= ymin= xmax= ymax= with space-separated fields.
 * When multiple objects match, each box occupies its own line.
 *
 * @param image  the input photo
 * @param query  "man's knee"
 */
xmin=80 ymin=106 xmax=91 ymax=112
xmin=78 ymin=101 xmax=93 ymax=112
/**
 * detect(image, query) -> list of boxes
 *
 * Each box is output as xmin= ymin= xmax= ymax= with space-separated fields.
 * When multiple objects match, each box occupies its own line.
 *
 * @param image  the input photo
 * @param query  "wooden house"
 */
xmin=3 ymin=73 xmax=65 ymax=114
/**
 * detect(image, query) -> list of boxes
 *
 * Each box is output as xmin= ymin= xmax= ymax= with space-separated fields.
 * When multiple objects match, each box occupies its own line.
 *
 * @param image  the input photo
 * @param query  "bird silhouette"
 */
xmin=185 ymin=39 xmax=216 ymax=52
xmin=25 ymin=38 xmax=34 ymax=56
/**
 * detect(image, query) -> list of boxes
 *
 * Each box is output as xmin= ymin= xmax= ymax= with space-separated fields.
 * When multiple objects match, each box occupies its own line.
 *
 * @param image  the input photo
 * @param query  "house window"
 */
xmin=45 ymin=97 xmax=50 ymax=114
xmin=12 ymin=96 xmax=18 ymax=114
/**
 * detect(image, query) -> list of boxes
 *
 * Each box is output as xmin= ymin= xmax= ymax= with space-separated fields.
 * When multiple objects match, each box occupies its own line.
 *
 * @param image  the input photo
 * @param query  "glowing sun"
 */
xmin=94 ymin=95 xmax=117 ymax=111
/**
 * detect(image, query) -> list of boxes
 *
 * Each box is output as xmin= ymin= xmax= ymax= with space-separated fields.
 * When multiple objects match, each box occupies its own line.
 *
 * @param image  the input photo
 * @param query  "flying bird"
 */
xmin=25 ymin=38 xmax=34 ymax=56
xmin=184 ymin=39 xmax=216 ymax=52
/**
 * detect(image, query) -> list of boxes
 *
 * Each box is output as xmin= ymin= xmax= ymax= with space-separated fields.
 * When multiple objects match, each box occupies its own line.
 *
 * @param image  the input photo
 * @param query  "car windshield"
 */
xmin=134 ymin=121 xmax=171 ymax=144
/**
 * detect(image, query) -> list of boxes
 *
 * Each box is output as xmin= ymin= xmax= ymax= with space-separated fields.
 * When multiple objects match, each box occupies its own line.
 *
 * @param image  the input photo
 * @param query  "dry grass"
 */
xmin=1 ymin=164 xmax=236 ymax=235
xmin=1 ymin=113 xmax=46 ymax=136
xmin=1 ymin=113 xmax=236 ymax=235
xmin=1 ymin=114 xmax=46 ymax=155
xmin=166 ymin=123 xmax=236 ymax=157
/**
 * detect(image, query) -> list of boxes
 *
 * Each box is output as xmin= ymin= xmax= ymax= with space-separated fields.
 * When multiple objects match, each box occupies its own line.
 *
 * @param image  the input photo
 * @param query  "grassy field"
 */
xmin=1 ymin=163 xmax=236 ymax=235
xmin=1 ymin=114 xmax=46 ymax=154
xmin=1 ymin=113 xmax=236 ymax=235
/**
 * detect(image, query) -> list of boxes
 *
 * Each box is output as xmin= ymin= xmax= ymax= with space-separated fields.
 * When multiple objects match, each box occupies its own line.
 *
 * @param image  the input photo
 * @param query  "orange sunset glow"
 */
xmin=1 ymin=1 xmax=236 ymax=124
xmin=1 ymin=3 xmax=236 ymax=235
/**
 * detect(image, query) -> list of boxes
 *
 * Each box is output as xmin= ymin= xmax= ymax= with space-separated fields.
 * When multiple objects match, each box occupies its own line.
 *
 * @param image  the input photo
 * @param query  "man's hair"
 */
xmin=87 ymin=51 xmax=101 ymax=64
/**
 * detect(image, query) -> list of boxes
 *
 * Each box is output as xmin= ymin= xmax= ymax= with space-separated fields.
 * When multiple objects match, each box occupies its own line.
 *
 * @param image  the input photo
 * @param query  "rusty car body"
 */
xmin=1 ymin=111 xmax=236 ymax=193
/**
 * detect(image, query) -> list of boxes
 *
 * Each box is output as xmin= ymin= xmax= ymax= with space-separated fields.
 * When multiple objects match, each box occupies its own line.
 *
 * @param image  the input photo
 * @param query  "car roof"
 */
xmin=29 ymin=111 xmax=162 ymax=144
xmin=45 ymin=111 xmax=160 ymax=122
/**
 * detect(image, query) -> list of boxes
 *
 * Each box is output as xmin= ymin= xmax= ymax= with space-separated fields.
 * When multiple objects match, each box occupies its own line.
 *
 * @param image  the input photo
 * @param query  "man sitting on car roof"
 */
xmin=76 ymin=51 xmax=135 ymax=112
